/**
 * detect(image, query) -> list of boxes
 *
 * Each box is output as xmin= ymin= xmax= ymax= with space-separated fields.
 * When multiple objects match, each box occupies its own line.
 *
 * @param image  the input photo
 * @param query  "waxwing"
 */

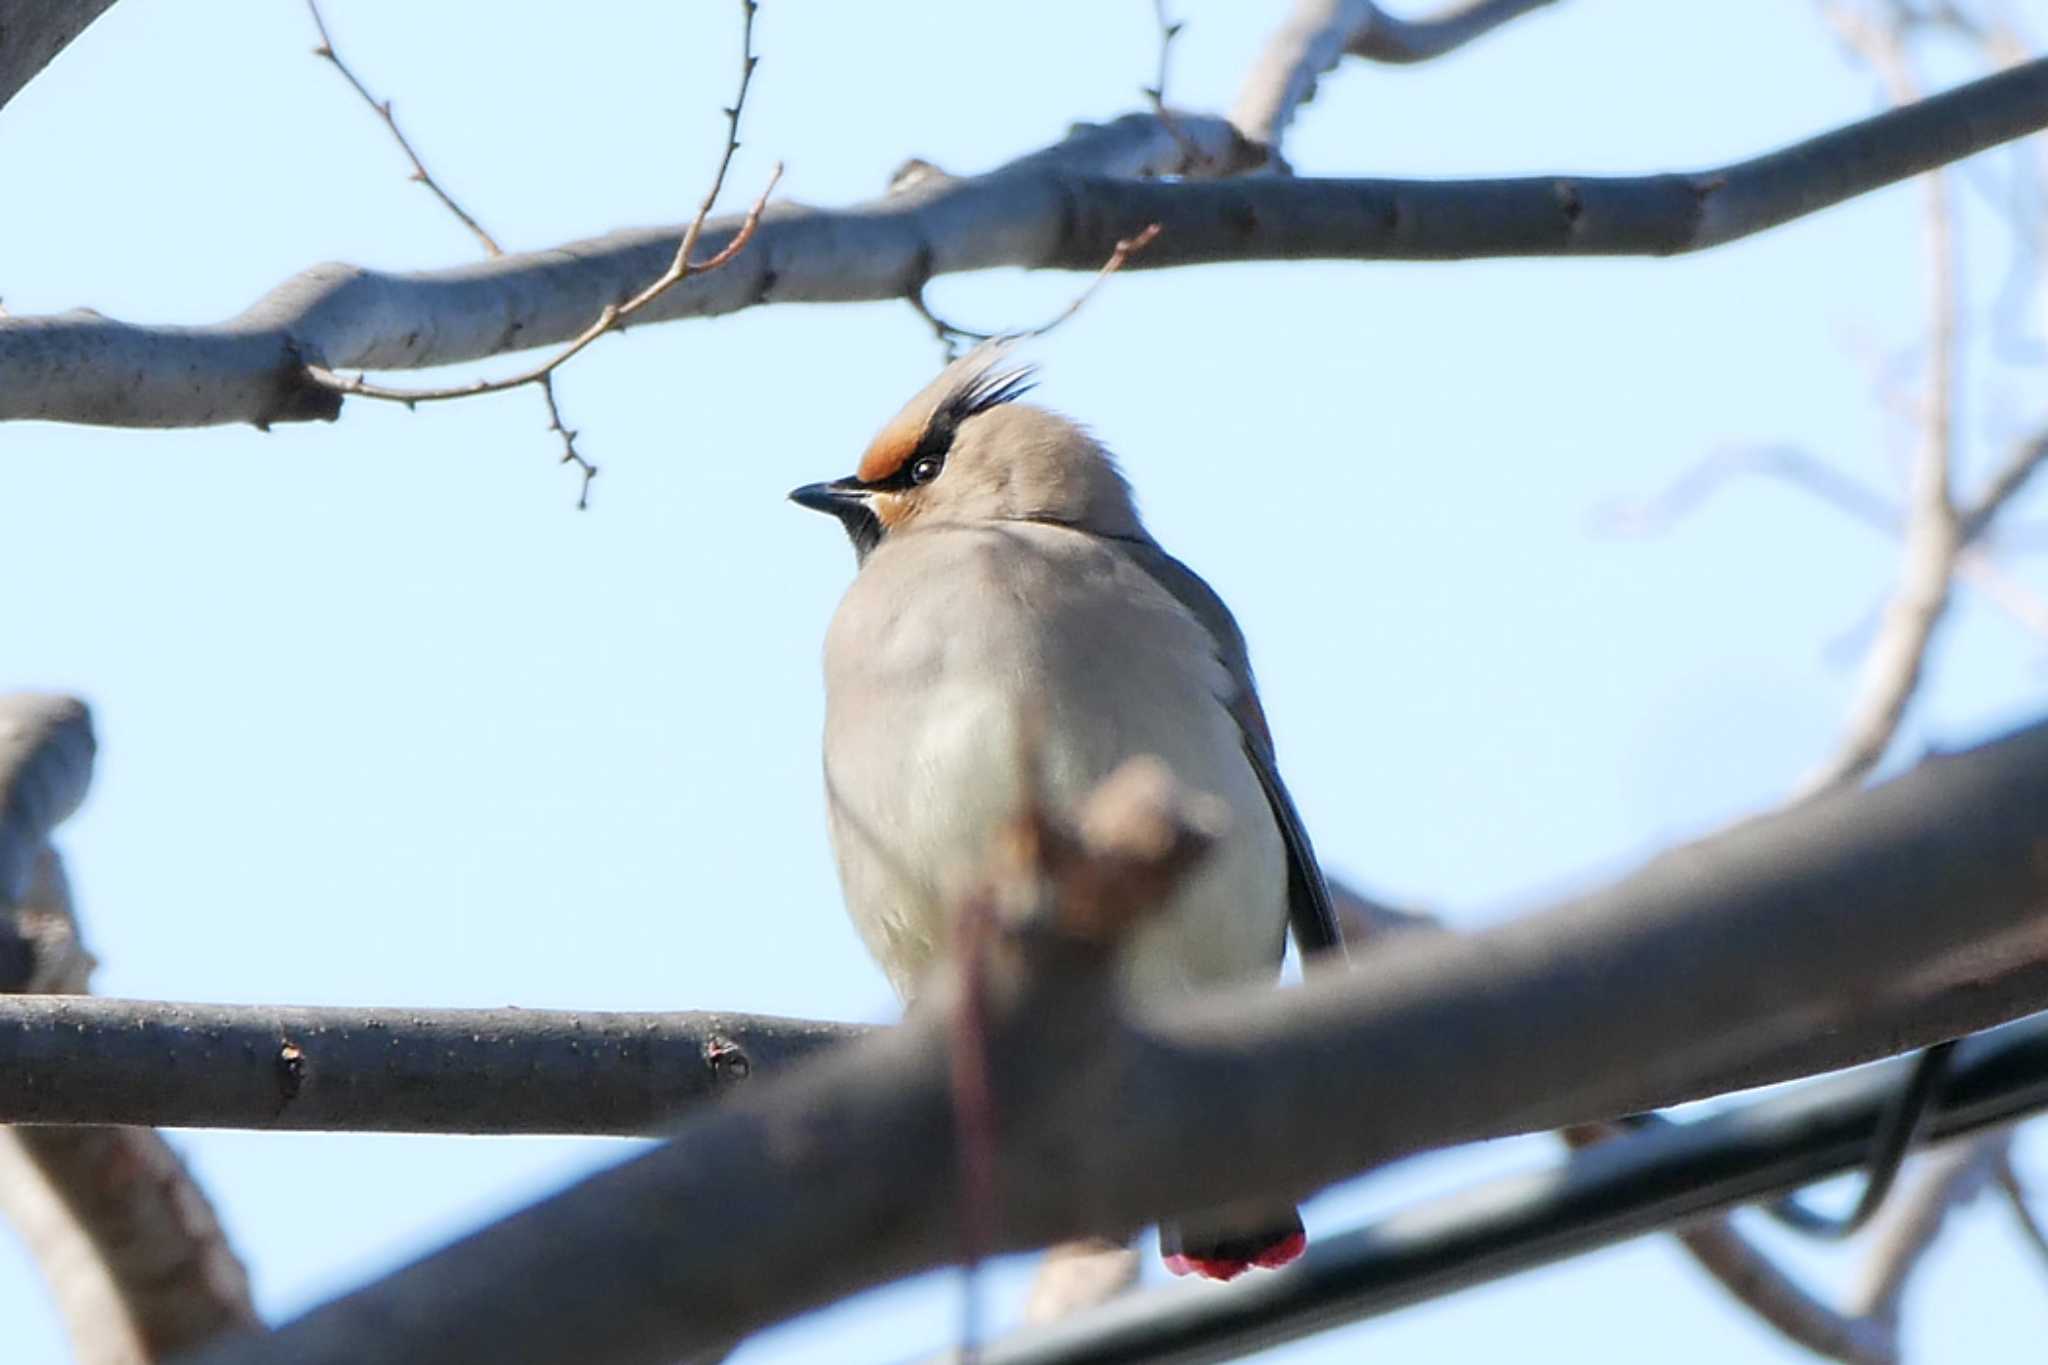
xmin=792 ymin=343 xmax=1342 ymax=1280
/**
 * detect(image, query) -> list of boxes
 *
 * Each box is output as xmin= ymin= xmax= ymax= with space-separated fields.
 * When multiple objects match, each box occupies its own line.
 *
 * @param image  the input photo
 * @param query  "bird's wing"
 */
xmin=1116 ymin=538 xmax=1345 ymax=960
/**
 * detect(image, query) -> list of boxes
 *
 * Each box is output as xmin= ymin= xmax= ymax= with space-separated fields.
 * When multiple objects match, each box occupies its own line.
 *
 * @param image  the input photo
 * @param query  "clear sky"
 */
xmin=3 ymin=2 xmax=2045 ymax=1361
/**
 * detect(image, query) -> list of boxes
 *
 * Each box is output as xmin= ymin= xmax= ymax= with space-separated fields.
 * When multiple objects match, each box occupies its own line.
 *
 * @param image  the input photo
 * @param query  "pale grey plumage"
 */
xmin=794 ymin=343 xmax=1334 ymax=1277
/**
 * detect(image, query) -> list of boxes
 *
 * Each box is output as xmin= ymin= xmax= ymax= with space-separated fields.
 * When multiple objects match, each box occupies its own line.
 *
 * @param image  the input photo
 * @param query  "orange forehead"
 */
xmin=855 ymin=410 xmax=925 ymax=484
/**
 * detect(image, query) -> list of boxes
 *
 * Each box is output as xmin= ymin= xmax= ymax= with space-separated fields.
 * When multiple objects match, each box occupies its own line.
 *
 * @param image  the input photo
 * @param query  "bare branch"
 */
xmin=304 ymin=167 xmax=781 ymax=406
xmin=2 ymin=847 xmax=260 ymax=1359
xmin=303 ymin=0 xmax=502 ymax=257
xmin=1232 ymin=0 xmax=1558 ymax=151
xmin=1144 ymin=0 xmax=1184 ymax=112
xmin=304 ymin=0 xmax=776 ymax=408
xmin=1792 ymin=13 xmax=1962 ymax=802
xmin=977 ymin=1023 xmax=2048 ymax=1365
xmin=0 ymin=0 xmax=122 ymax=114
xmin=1995 ymin=1150 xmax=2048 ymax=1272
xmin=0 ymin=996 xmax=861 ymax=1133
xmin=910 ymin=222 xmax=1163 ymax=355
xmin=1847 ymin=1132 xmax=2006 ymax=1323
xmin=146 ymin=717 xmax=2048 ymax=1365
xmin=305 ymin=0 xmax=619 ymax=503
xmin=10 ymin=59 xmax=2048 ymax=430
xmin=538 ymin=374 xmax=597 ymax=508
xmin=1675 ymin=1221 xmax=1898 ymax=1365
xmin=1960 ymin=427 xmax=2048 ymax=541
xmin=1557 ymin=1120 xmax=1900 ymax=1365
xmin=0 ymin=691 xmax=94 ymax=946
xmin=1599 ymin=442 xmax=2048 ymax=640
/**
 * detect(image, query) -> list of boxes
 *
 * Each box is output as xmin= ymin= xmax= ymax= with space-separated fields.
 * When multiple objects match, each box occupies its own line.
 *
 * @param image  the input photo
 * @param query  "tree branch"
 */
xmin=0 ymin=997 xmax=861 ymax=1133
xmin=0 ymin=692 xmax=94 ymax=990
xmin=1792 ymin=2 xmax=1962 ymax=802
xmin=1846 ymin=1131 xmax=2006 ymax=1323
xmin=2 ymin=842 xmax=259 ymax=1360
xmin=983 ymin=1028 xmax=2048 ymax=1365
xmin=1674 ymin=1222 xmax=1897 ymax=1365
xmin=174 ymin=716 xmax=2048 ymax=1365
xmin=0 ymin=0 xmax=122 ymax=114
xmin=1232 ymin=0 xmax=1558 ymax=151
xmin=9 ymin=58 xmax=2048 ymax=430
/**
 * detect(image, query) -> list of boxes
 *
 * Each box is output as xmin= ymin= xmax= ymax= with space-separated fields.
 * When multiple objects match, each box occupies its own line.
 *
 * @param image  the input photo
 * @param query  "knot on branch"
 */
xmin=984 ymin=754 xmax=1227 ymax=951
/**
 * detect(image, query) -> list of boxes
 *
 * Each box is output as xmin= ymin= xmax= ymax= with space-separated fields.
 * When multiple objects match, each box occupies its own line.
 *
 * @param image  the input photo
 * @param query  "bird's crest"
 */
xmin=856 ymin=340 xmax=1038 ymax=485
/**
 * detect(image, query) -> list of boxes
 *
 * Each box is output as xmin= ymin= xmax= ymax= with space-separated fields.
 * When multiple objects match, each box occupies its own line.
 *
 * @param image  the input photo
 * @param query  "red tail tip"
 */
xmin=1163 ymin=1232 xmax=1307 ymax=1281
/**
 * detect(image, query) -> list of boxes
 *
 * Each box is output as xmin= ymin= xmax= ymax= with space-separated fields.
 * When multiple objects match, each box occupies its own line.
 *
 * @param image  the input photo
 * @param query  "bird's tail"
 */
xmin=1159 ymin=1207 xmax=1306 ymax=1281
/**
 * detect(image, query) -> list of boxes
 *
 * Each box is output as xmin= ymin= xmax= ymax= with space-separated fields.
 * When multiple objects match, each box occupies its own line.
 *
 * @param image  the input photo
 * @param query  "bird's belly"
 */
xmin=825 ymin=651 xmax=1286 ymax=1001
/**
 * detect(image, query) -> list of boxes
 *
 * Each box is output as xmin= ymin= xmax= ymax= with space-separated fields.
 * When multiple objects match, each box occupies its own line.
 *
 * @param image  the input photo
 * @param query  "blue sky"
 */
xmin=3 ymin=2 xmax=2045 ymax=1361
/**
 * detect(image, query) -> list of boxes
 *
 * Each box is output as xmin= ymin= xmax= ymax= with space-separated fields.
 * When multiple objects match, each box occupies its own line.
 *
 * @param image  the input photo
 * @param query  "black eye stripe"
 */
xmin=859 ymin=362 xmax=1036 ymax=493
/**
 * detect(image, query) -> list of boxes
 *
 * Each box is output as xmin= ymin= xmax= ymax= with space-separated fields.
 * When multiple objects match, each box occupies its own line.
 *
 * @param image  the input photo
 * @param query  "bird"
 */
xmin=791 ymin=342 xmax=1342 ymax=1281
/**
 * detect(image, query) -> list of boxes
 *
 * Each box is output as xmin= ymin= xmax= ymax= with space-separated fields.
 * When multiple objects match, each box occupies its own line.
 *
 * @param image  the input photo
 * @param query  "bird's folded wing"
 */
xmin=1115 ymin=538 xmax=1345 ymax=960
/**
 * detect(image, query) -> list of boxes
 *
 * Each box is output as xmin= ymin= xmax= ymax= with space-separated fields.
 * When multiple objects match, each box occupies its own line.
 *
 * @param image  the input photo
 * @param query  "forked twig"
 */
xmin=303 ymin=0 xmax=775 ymax=507
xmin=307 ymin=4 xmax=774 ymax=408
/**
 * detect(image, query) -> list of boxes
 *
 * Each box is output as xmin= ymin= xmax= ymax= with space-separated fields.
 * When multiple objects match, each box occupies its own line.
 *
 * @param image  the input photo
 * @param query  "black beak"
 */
xmin=789 ymin=477 xmax=883 ymax=561
xmin=788 ymin=477 xmax=869 ymax=518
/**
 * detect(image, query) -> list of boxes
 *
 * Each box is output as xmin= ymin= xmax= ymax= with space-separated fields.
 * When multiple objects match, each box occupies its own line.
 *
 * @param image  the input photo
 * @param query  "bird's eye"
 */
xmin=909 ymin=455 xmax=944 ymax=485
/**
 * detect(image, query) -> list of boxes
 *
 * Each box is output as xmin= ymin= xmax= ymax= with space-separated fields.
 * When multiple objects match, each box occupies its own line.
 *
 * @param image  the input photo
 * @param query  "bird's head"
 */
xmin=790 ymin=343 xmax=1142 ymax=561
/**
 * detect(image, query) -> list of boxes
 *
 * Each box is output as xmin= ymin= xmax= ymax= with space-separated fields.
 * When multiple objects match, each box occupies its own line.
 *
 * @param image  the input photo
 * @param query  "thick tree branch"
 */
xmin=9 ymin=59 xmax=2048 ymax=430
xmin=0 ymin=997 xmax=861 ymax=1133
xmin=175 ymin=718 xmax=2048 ymax=1365
xmin=980 ymin=1023 xmax=2048 ymax=1365
xmin=0 ymin=870 xmax=1391 ymax=1133
xmin=0 ymin=0 xmax=122 ymax=114
xmin=1232 ymin=0 xmax=1558 ymax=151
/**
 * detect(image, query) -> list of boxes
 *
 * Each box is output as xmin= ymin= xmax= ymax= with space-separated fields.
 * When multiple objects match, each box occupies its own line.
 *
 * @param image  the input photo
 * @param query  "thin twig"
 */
xmin=1994 ymin=1151 xmax=2048 ymax=1274
xmin=906 ymin=224 xmax=1163 ymax=359
xmin=1676 ymin=1221 xmax=1899 ymax=1365
xmin=1960 ymin=428 xmax=2048 ymax=541
xmin=1847 ymin=1132 xmax=2006 ymax=1323
xmin=1596 ymin=444 xmax=2048 ymax=642
xmin=306 ymin=2 xmax=774 ymax=407
xmin=17 ymin=60 xmax=2048 ymax=430
xmin=1560 ymin=1122 xmax=1899 ymax=1365
xmin=304 ymin=0 xmax=502 ymax=257
xmin=306 ymin=168 xmax=778 ymax=406
xmin=538 ymin=375 xmax=596 ymax=509
xmin=306 ymin=0 xmax=618 ymax=501
xmin=1140 ymin=1 xmax=1202 ymax=167
xmin=1146 ymin=0 xmax=1184 ymax=110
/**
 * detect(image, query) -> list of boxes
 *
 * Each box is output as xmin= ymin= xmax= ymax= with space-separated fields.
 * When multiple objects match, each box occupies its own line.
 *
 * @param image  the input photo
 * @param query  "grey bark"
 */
xmin=1232 ymin=0 xmax=1559 ymax=150
xmin=7 ymin=58 xmax=2048 ymax=430
xmin=0 ymin=997 xmax=861 ymax=1133
xmin=0 ymin=0 xmax=121 ymax=114
xmin=177 ymin=715 xmax=2048 ymax=1365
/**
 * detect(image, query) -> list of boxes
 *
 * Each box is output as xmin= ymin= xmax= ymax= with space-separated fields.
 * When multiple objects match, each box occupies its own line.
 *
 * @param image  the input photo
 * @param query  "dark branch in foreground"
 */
xmin=0 ymin=999 xmax=861 ymax=1133
xmin=7 ymin=58 xmax=2048 ymax=429
xmin=0 ymin=0 xmax=123 ymax=113
xmin=975 ymin=1016 xmax=2048 ymax=1365
xmin=180 ymin=718 xmax=2048 ymax=1365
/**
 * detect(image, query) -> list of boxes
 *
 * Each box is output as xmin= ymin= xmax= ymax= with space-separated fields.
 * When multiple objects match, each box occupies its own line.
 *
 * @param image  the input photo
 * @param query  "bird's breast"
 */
xmin=820 ymin=525 xmax=1287 ymax=999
